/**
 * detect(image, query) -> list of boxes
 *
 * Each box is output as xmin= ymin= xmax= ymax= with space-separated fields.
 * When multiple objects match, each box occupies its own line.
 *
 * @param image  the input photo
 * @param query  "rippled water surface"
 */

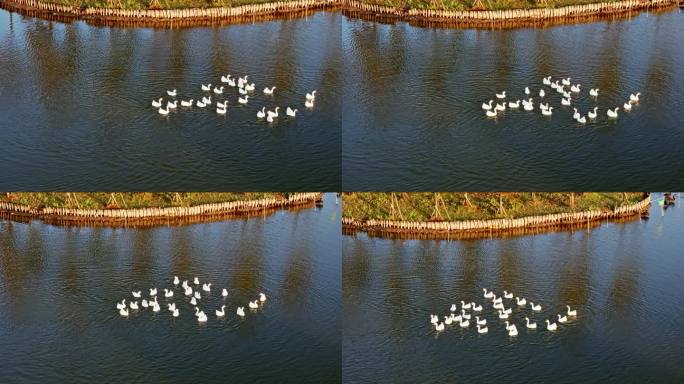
xmin=342 ymin=11 xmax=684 ymax=190
xmin=343 ymin=194 xmax=684 ymax=383
xmin=0 ymin=193 xmax=341 ymax=383
xmin=0 ymin=10 xmax=341 ymax=190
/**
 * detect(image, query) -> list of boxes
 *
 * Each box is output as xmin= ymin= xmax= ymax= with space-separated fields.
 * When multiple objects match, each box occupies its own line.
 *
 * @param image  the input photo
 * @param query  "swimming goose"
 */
xmin=472 ymin=303 xmax=483 ymax=312
xmin=306 ymin=90 xmax=317 ymax=101
xmin=495 ymin=91 xmax=506 ymax=99
xmin=573 ymin=108 xmax=580 ymax=120
xmin=185 ymin=287 xmax=193 ymax=296
xmin=543 ymin=76 xmax=552 ymax=85
xmin=562 ymin=77 xmax=571 ymax=86
xmin=201 ymin=96 xmax=212 ymax=105
xmin=561 ymin=98 xmax=571 ymax=106
xmin=222 ymin=289 xmax=228 ymax=297
xmin=629 ymin=92 xmax=640 ymax=102
xmin=566 ymin=305 xmax=577 ymax=316
xmin=430 ymin=314 xmax=439 ymax=324
xmin=477 ymin=324 xmax=488 ymax=334
xmin=194 ymin=277 xmax=200 ymax=285
xmin=542 ymin=107 xmax=553 ymax=116
xmin=166 ymin=100 xmax=178 ymax=109
xmin=623 ymin=102 xmax=632 ymax=111
xmin=132 ymin=291 xmax=141 ymax=298
xmin=142 ymin=299 xmax=148 ymax=308
xmin=450 ymin=304 xmax=457 ymax=312
xmin=505 ymin=321 xmax=515 ymax=331
xmin=216 ymin=100 xmax=228 ymax=109
xmin=167 ymin=89 xmax=177 ymax=97
xmin=158 ymin=106 xmax=170 ymax=115
xmin=130 ymin=301 xmax=139 ymax=310
xmin=238 ymin=76 xmax=249 ymax=87
xmin=173 ymin=276 xmax=180 ymax=285
xmin=539 ymin=89 xmax=545 ymax=98
xmin=152 ymin=98 xmax=163 ymax=108
xmin=476 ymin=316 xmax=486 ymax=326
xmin=263 ymin=86 xmax=276 ymax=95
xmin=167 ymin=303 xmax=176 ymax=311
xmin=305 ymin=99 xmax=314 ymax=108
xmin=589 ymin=88 xmax=599 ymax=97
xmin=523 ymin=102 xmax=534 ymax=111
xmin=570 ymin=84 xmax=581 ymax=93
xmin=152 ymin=302 xmax=160 ymax=312
xmin=194 ymin=291 xmax=201 ymax=300
xmin=498 ymin=310 xmax=509 ymax=319
xmin=435 ymin=322 xmax=445 ymax=331
xmin=237 ymin=307 xmax=245 ymax=317
xmin=150 ymin=288 xmax=157 ymax=296
xmin=196 ymin=100 xmax=206 ymax=108
xmin=286 ymin=107 xmax=298 ymax=117
xmin=172 ymin=308 xmax=179 ymax=317
xmin=492 ymin=295 xmax=503 ymax=305
xmin=530 ymin=302 xmax=542 ymax=311
xmin=483 ymin=288 xmax=494 ymax=299
xmin=508 ymin=100 xmax=520 ymax=109
xmin=245 ymin=83 xmax=255 ymax=91
xmin=213 ymin=86 xmax=224 ymax=95
xmin=493 ymin=301 xmax=504 ymax=310
xmin=461 ymin=309 xmax=471 ymax=320
xmin=227 ymin=78 xmax=237 ymax=87
xmin=461 ymin=301 xmax=472 ymax=310
xmin=201 ymin=84 xmax=212 ymax=91
xmin=182 ymin=280 xmax=189 ymax=289
xmin=164 ymin=289 xmax=174 ymax=298
xmin=257 ymin=107 xmax=266 ymax=119
xmin=508 ymin=326 xmax=518 ymax=336
xmin=588 ymin=107 xmax=598 ymax=119
xmin=503 ymin=291 xmax=513 ymax=299
xmin=119 ymin=308 xmax=129 ymax=316
xmin=249 ymin=301 xmax=259 ymax=309
xmin=259 ymin=293 xmax=266 ymax=302
xmin=540 ymin=102 xmax=549 ymax=110
xmin=495 ymin=103 xmax=506 ymax=112
xmin=576 ymin=115 xmax=587 ymax=124
xmin=267 ymin=115 xmax=274 ymax=123
xmin=525 ymin=317 xmax=537 ymax=329
xmin=238 ymin=96 xmax=249 ymax=104
xmin=486 ymin=110 xmax=498 ymax=118
xmin=459 ymin=319 xmax=470 ymax=328
xmin=444 ymin=315 xmax=453 ymax=325
xmin=546 ymin=319 xmax=557 ymax=331
xmin=216 ymin=305 xmax=226 ymax=317
xmin=197 ymin=311 xmax=207 ymax=323
xmin=267 ymin=107 xmax=280 ymax=119
xmin=216 ymin=106 xmax=227 ymax=115
xmin=516 ymin=297 xmax=527 ymax=306
xmin=202 ymin=283 xmax=212 ymax=292
xmin=504 ymin=307 xmax=513 ymax=315
xmin=239 ymin=87 xmax=248 ymax=95
xmin=524 ymin=87 xmax=530 ymax=95
xmin=607 ymin=108 xmax=619 ymax=118
xmin=557 ymin=314 xmax=568 ymax=323
xmin=562 ymin=91 xmax=572 ymax=99
xmin=221 ymin=74 xmax=232 ymax=83
xmin=482 ymin=100 xmax=494 ymax=110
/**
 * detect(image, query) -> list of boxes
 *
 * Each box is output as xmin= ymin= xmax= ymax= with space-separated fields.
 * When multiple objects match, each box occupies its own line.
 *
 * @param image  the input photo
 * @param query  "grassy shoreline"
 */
xmin=41 ymin=0 xmax=280 ymax=10
xmin=343 ymin=193 xmax=646 ymax=222
xmin=0 ymin=192 xmax=285 ymax=210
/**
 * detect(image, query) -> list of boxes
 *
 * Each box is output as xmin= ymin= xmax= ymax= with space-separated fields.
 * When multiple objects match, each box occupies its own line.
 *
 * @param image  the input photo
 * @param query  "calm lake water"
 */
xmin=342 ymin=10 xmax=684 ymax=190
xmin=0 ymin=10 xmax=341 ymax=190
xmin=0 ymin=193 xmax=341 ymax=383
xmin=343 ymin=193 xmax=684 ymax=383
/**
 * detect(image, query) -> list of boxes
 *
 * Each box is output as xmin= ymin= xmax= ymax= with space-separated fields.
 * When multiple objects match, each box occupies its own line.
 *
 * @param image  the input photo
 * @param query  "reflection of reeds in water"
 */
xmin=344 ymin=215 xmax=644 ymax=241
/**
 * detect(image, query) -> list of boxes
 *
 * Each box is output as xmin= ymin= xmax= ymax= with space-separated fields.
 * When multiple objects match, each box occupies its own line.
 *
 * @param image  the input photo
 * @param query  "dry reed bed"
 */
xmin=0 ymin=192 xmax=323 ymax=223
xmin=343 ymin=195 xmax=650 ymax=235
xmin=0 ymin=0 xmax=677 ymax=26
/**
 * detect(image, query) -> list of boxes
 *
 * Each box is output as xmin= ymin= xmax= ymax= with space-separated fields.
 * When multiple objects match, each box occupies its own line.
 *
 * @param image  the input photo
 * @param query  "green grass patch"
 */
xmin=343 ymin=192 xmax=645 ymax=222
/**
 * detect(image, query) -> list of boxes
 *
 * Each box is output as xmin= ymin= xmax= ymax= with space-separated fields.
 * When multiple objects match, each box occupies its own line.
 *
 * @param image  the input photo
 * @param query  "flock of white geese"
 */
xmin=482 ymin=75 xmax=641 ymax=123
xmin=430 ymin=288 xmax=577 ymax=336
xmin=151 ymin=74 xmax=317 ymax=124
xmin=116 ymin=275 xmax=266 ymax=323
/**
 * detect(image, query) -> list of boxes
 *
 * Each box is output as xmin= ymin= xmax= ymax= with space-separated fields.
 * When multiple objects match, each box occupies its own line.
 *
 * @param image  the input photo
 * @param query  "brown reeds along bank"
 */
xmin=342 ymin=192 xmax=650 ymax=237
xmin=0 ymin=192 xmax=323 ymax=227
xmin=0 ymin=0 xmax=677 ymax=26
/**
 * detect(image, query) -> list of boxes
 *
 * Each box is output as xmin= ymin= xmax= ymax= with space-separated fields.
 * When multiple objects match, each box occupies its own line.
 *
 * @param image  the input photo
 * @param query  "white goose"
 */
xmin=167 ymin=89 xmax=177 ymax=97
xmin=248 ymin=301 xmax=259 ymax=309
xmin=629 ymin=92 xmax=640 ymax=102
xmin=481 ymin=100 xmax=493 ymax=111
xmin=530 ymin=302 xmax=542 ymax=312
xmin=213 ymin=86 xmax=224 ymax=95
xmin=459 ymin=319 xmax=470 ymax=328
xmin=503 ymin=291 xmax=513 ymax=299
xmin=194 ymin=291 xmax=201 ymax=300
xmin=267 ymin=115 xmax=274 ymax=123
xmin=259 ymin=293 xmax=267 ymax=302
xmin=150 ymin=288 xmax=157 ymax=296
xmin=472 ymin=303 xmax=483 ymax=312
xmin=201 ymin=84 xmax=212 ymax=91
xmin=286 ymin=107 xmax=298 ymax=117
xmin=483 ymin=288 xmax=494 ymax=299
xmin=158 ymin=106 xmax=170 ymax=115
xmin=166 ymin=100 xmax=177 ymax=110
xmin=238 ymin=96 xmax=249 ymax=105
xmin=172 ymin=308 xmax=179 ymax=317
xmin=237 ymin=307 xmax=246 ymax=317
xmin=239 ymin=87 xmax=248 ymax=95
xmin=566 ymin=305 xmax=577 ymax=316
xmin=306 ymin=90 xmax=317 ymax=100
xmin=194 ymin=277 xmax=200 ymax=285
xmin=152 ymin=98 xmax=163 ymax=108
xmin=524 ymin=86 xmax=530 ymax=95
xmin=164 ymin=289 xmax=174 ymax=298
xmin=173 ymin=276 xmax=180 ymax=285
xmin=245 ymin=83 xmax=255 ymax=92
xmin=623 ymin=102 xmax=632 ymax=111
xmin=129 ymin=301 xmax=139 ymax=310
xmin=508 ymin=100 xmax=520 ymax=109
xmin=516 ymin=297 xmax=527 ymax=306
xmin=495 ymin=91 xmax=506 ymax=99
xmin=305 ymin=99 xmax=314 ymax=108
xmin=216 ymin=305 xmax=226 ymax=317
xmin=216 ymin=100 xmax=228 ymax=109
xmin=257 ymin=107 xmax=266 ymax=119
xmin=562 ymin=77 xmax=571 ymax=86
xmin=589 ymin=88 xmax=599 ymax=97
xmin=263 ymin=86 xmax=276 ymax=95
xmin=486 ymin=110 xmax=498 ymax=118
xmin=542 ymin=76 xmax=552 ymax=85
xmin=142 ymin=299 xmax=148 ymax=308
xmin=498 ymin=310 xmax=509 ymax=319
xmin=216 ymin=106 xmax=227 ymax=115
xmin=132 ymin=291 xmax=141 ymax=298
xmin=607 ymin=108 xmax=619 ymax=118
xmin=573 ymin=108 xmax=580 ymax=120
xmin=525 ymin=317 xmax=537 ymax=329
xmin=430 ymin=314 xmax=439 ymax=324
xmin=588 ymin=107 xmax=598 ymax=119
xmin=196 ymin=100 xmax=206 ymax=108
xmin=477 ymin=324 xmax=488 ymax=334
xmin=196 ymin=310 xmax=207 ymax=323
xmin=476 ymin=316 xmax=486 ymax=326
xmin=561 ymin=98 xmax=571 ymax=106
xmin=508 ymin=326 xmax=518 ymax=337
xmin=557 ymin=314 xmax=568 ymax=323
xmin=576 ymin=115 xmax=587 ymax=124
xmin=542 ymin=107 xmax=553 ymax=116
xmin=570 ymin=84 xmax=581 ymax=93
xmin=461 ymin=301 xmax=472 ymax=310
xmin=444 ymin=315 xmax=453 ymax=325
xmin=184 ymin=287 xmax=193 ymax=296
xmin=546 ymin=319 xmax=558 ymax=331
xmin=523 ymin=102 xmax=534 ymax=111
xmin=202 ymin=283 xmax=212 ymax=292
xmin=267 ymin=107 xmax=280 ymax=119
xmin=539 ymin=89 xmax=545 ymax=98
xmin=495 ymin=103 xmax=506 ymax=112
xmin=221 ymin=74 xmax=232 ymax=83
xmin=461 ymin=309 xmax=471 ymax=320
xmin=119 ymin=308 xmax=129 ymax=317
xmin=450 ymin=304 xmax=457 ymax=312
xmin=222 ymin=289 xmax=228 ymax=297
xmin=435 ymin=322 xmax=445 ymax=331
